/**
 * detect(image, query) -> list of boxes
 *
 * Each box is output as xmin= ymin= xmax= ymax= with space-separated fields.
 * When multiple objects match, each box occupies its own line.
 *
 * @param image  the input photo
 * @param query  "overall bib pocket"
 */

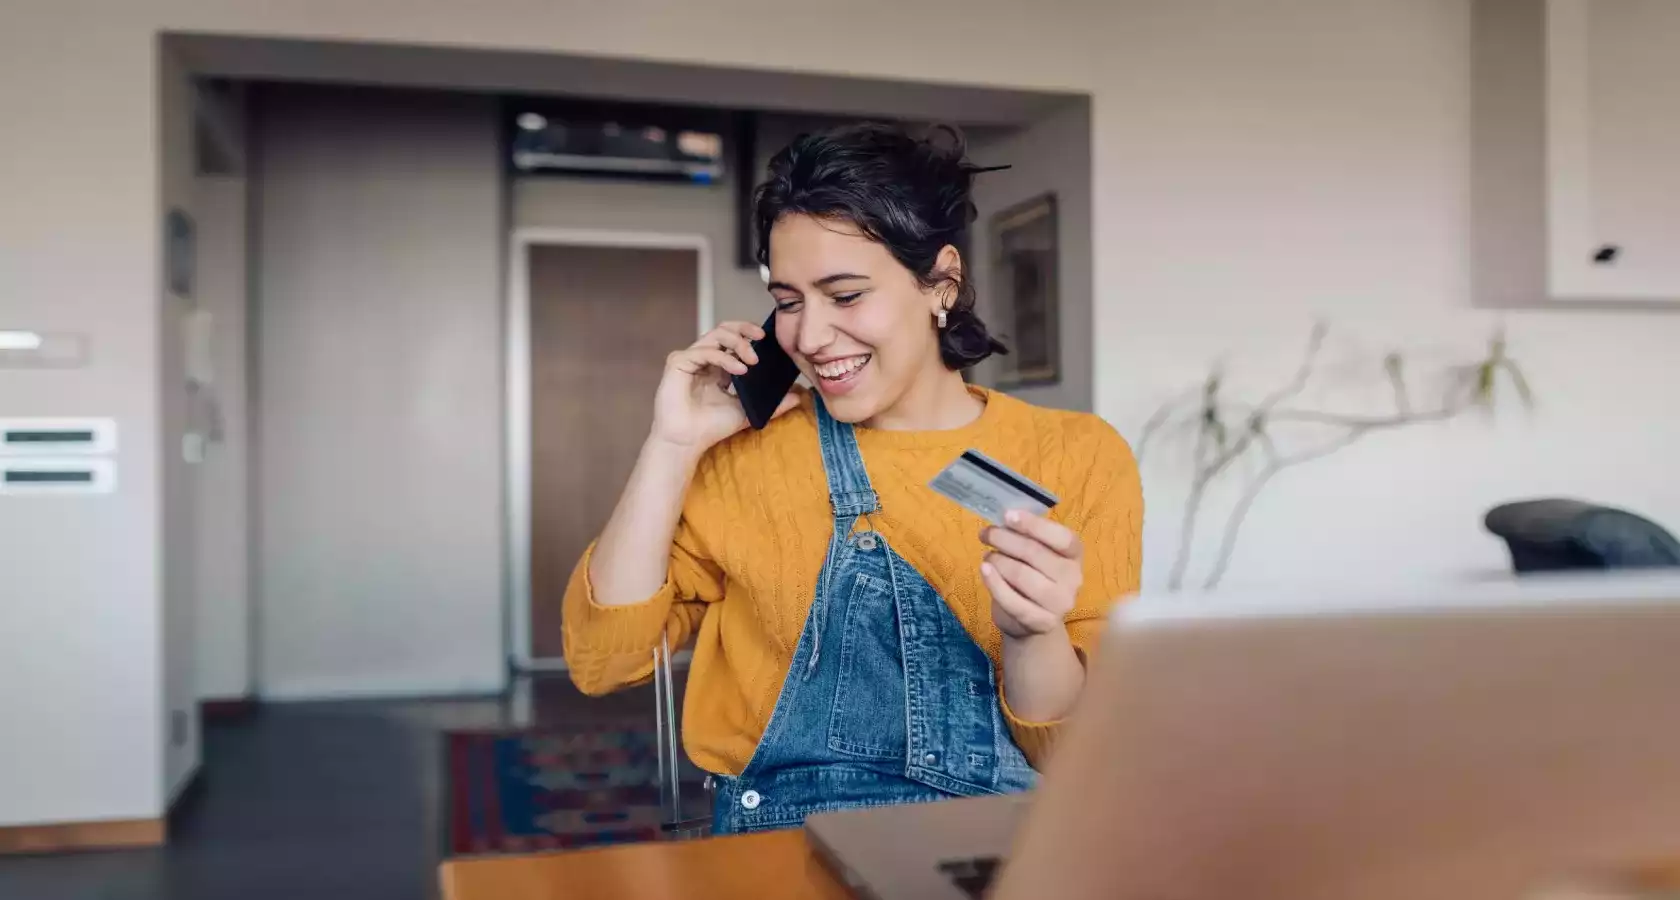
xmin=827 ymin=570 xmax=908 ymax=760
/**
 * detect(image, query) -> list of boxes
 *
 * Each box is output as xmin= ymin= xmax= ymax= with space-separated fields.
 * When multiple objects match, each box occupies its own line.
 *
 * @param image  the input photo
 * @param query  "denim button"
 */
xmin=923 ymin=752 xmax=938 ymax=765
xmin=741 ymin=789 xmax=761 ymax=810
xmin=856 ymin=534 xmax=878 ymax=551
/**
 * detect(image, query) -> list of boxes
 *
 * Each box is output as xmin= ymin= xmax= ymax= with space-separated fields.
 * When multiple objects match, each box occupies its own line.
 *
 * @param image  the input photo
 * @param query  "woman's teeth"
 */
xmin=815 ymin=355 xmax=870 ymax=379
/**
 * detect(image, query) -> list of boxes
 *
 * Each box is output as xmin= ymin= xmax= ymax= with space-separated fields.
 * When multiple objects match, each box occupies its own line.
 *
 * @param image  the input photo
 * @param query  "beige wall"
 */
xmin=4 ymin=0 xmax=1680 ymax=826
xmin=970 ymin=100 xmax=1094 ymax=411
xmin=0 ymin=21 xmax=165 ymax=827
xmin=0 ymin=15 xmax=173 ymax=829
xmin=251 ymin=85 xmax=506 ymax=699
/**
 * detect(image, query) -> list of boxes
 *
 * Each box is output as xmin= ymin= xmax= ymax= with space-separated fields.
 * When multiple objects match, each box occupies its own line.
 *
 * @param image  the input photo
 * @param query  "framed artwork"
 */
xmin=989 ymin=193 xmax=1060 ymax=387
xmin=166 ymin=208 xmax=195 ymax=299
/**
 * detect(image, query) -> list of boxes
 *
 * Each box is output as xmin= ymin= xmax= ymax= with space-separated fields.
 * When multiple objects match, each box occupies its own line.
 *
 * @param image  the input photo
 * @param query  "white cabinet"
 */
xmin=1473 ymin=0 xmax=1680 ymax=306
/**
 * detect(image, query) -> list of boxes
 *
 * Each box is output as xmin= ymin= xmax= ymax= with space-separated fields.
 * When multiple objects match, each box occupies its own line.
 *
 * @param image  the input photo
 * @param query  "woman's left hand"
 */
xmin=980 ymin=510 xmax=1083 ymax=640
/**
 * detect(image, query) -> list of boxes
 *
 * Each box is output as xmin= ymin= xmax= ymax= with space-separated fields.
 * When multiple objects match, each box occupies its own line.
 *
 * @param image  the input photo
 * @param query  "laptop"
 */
xmin=804 ymin=572 xmax=1680 ymax=900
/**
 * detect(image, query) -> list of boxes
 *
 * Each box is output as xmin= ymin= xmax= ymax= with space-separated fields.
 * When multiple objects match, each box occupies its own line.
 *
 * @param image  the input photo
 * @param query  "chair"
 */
xmin=1484 ymin=498 xmax=1680 ymax=572
xmin=652 ymin=630 xmax=711 ymax=838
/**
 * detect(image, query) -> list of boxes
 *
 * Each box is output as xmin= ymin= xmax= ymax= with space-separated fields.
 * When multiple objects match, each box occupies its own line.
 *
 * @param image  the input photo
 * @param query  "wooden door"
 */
xmin=527 ymin=244 xmax=699 ymax=661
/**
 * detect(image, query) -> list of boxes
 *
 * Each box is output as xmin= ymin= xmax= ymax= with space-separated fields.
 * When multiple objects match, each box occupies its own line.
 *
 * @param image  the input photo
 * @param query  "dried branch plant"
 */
xmin=1138 ymin=323 xmax=1533 ymax=590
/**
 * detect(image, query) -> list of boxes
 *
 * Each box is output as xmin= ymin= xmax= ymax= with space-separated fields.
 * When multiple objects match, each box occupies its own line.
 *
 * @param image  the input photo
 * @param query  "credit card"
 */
xmin=928 ymin=449 xmax=1058 ymax=526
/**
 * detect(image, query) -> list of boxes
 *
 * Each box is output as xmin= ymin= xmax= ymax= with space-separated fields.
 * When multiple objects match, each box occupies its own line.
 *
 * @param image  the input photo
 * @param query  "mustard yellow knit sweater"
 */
xmin=563 ymin=387 xmax=1143 ymax=774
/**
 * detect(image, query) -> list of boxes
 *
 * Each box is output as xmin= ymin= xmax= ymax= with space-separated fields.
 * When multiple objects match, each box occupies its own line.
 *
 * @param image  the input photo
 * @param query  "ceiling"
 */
xmin=169 ymin=33 xmax=1082 ymax=129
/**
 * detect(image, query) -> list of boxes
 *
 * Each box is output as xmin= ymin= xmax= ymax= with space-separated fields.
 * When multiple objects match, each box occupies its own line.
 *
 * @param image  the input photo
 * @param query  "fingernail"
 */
xmin=980 ymin=561 xmax=996 ymax=577
xmin=1005 ymin=510 xmax=1022 ymax=526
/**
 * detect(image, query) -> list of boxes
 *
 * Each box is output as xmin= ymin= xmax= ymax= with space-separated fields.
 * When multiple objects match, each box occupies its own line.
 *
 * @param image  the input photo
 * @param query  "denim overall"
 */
xmin=709 ymin=398 xmax=1038 ymax=835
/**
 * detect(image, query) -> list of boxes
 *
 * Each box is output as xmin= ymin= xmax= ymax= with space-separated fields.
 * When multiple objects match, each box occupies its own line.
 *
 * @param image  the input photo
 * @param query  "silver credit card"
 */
xmin=928 ymin=449 xmax=1059 ymax=526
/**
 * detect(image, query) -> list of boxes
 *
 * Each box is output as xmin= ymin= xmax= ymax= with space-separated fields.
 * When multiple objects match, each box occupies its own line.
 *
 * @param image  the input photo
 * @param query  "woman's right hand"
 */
xmin=648 ymin=321 xmax=797 ymax=454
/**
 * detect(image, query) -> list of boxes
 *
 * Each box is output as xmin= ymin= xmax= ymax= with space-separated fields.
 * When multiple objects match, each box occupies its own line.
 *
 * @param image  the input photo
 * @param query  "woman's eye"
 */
xmin=774 ymin=299 xmax=803 ymax=313
xmin=833 ymin=292 xmax=864 ymax=305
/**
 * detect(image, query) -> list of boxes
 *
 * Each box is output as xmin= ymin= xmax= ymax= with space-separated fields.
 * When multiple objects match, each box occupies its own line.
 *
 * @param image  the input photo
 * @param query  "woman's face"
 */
xmin=766 ymin=214 xmax=949 ymax=424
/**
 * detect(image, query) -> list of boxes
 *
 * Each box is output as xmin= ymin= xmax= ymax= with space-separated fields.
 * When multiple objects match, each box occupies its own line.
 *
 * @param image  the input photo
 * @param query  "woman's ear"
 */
xmin=929 ymin=244 xmax=965 ymax=315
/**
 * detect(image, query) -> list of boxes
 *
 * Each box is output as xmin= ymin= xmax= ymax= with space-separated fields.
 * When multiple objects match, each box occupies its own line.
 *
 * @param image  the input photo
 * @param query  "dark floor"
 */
xmin=0 ymin=674 xmax=692 ymax=900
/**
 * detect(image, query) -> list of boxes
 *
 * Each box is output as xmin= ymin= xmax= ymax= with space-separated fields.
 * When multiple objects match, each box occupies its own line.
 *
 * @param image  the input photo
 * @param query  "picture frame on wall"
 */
xmin=990 ymin=192 xmax=1060 ymax=388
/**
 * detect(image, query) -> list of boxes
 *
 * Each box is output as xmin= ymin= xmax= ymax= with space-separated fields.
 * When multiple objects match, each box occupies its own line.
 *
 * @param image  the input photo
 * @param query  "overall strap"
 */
xmin=813 ymin=396 xmax=880 ymax=519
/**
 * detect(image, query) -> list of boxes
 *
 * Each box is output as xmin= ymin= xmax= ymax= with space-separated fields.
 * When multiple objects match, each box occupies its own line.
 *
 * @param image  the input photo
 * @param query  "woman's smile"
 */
xmin=811 ymin=353 xmax=872 ymax=395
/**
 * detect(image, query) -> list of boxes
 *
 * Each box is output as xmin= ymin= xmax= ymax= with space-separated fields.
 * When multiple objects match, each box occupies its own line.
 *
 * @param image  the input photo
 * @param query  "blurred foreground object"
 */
xmin=1485 ymin=499 xmax=1680 ymax=572
xmin=992 ymin=573 xmax=1680 ymax=900
xmin=1526 ymin=860 xmax=1680 ymax=900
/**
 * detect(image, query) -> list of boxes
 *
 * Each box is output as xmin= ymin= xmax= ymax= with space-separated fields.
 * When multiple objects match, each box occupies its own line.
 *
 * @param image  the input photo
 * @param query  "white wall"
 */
xmin=4 ymin=0 xmax=1679 ymax=826
xmin=970 ymin=101 xmax=1094 ymax=412
xmin=252 ymin=85 xmax=506 ymax=700
xmin=1091 ymin=0 xmax=1680 ymax=590
xmin=0 ymin=12 xmax=169 ymax=828
xmin=194 ymin=175 xmax=253 ymax=702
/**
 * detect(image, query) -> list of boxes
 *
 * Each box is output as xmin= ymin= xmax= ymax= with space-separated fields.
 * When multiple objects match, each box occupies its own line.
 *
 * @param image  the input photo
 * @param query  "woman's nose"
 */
xmin=794 ymin=307 xmax=835 ymax=358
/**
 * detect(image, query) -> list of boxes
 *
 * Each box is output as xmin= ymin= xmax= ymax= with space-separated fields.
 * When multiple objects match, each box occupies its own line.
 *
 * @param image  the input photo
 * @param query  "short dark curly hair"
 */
xmin=752 ymin=122 xmax=1009 ymax=371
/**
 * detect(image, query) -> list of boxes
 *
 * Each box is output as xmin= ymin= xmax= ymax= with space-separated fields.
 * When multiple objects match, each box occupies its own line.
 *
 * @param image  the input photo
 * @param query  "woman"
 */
xmin=563 ymin=123 xmax=1142 ymax=835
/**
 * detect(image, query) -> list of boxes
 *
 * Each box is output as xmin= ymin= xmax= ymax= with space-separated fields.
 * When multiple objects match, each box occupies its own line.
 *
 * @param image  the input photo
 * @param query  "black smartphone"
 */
xmin=731 ymin=310 xmax=800 ymax=430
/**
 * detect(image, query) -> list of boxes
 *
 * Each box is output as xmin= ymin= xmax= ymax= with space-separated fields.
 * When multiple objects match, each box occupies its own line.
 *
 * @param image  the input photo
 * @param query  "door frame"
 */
xmin=505 ymin=228 xmax=714 ymax=671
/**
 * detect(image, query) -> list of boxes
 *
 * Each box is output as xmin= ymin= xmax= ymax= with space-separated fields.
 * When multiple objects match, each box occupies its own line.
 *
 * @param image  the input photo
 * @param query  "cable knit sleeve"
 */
xmin=561 ymin=452 xmax=728 ymax=696
xmin=1063 ymin=419 xmax=1144 ymax=646
xmin=999 ymin=416 xmax=1144 ymax=764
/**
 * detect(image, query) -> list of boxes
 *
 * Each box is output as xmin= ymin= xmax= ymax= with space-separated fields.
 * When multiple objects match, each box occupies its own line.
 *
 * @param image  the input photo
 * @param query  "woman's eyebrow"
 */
xmin=812 ymin=273 xmax=870 ymax=287
xmin=766 ymin=273 xmax=870 ymax=293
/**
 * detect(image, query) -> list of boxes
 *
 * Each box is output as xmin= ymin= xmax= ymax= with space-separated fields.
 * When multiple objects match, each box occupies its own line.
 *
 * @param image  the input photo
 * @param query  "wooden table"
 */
xmin=440 ymin=829 xmax=854 ymax=900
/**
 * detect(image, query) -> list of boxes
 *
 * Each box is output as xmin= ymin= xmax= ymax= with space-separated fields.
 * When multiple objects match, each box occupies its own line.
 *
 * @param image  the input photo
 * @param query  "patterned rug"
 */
xmin=446 ymin=720 xmax=673 ymax=855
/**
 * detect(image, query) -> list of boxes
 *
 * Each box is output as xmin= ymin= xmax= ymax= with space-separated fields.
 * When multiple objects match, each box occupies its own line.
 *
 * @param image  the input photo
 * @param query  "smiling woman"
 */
xmin=558 ymin=122 xmax=1144 ymax=837
xmin=764 ymin=215 xmax=986 ymax=428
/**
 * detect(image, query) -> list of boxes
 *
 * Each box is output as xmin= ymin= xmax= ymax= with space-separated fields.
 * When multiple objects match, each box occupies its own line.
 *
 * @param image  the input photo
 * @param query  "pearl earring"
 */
xmin=936 ymin=309 xmax=949 ymax=329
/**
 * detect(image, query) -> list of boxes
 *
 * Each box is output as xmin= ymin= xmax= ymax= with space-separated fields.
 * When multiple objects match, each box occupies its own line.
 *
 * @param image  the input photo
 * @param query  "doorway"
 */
xmin=506 ymin=230 xmax=713 ymax=669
